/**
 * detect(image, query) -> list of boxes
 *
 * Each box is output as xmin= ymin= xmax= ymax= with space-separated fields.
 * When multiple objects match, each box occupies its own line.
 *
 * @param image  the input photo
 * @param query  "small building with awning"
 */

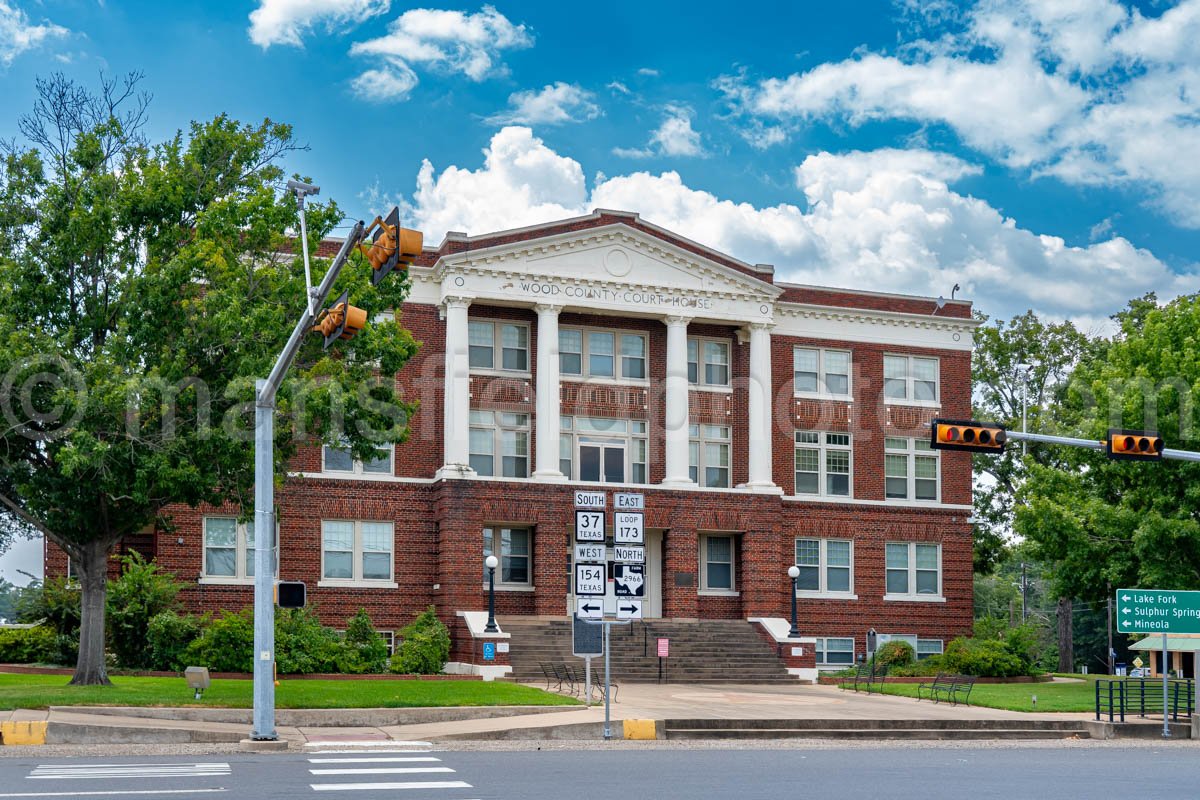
xmin=1130 ymin=634 xmax=1200 ymax=678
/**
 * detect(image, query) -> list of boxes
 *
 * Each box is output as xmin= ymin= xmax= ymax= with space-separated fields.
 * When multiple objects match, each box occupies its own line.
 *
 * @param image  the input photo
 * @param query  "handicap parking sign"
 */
xmin=483 ymin=642 xmax=496 ymax=661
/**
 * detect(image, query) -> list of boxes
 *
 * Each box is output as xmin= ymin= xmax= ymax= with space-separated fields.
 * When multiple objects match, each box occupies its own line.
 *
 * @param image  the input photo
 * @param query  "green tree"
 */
xmin=1017 ymin=292 xmax=1200 ymax=605
xmin=970 ymin=310 xmax=1094 ymax=573
xmin=0 ymin=73 xmax=419 ymax=685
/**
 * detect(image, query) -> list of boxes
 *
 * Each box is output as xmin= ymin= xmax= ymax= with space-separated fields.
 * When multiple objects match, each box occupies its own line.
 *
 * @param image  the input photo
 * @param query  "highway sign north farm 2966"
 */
xmin=1116 ymin=589 xmax=1200 ymax=634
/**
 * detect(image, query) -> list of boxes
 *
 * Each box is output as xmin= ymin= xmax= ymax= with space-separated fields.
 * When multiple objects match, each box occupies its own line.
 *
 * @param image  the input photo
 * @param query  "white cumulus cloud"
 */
xmin=349 ymin=4 xmax=531 ymax=101
xmin=614 ymin=105 xmax=706 ymax=159
xmin=404 ymin=126 xmax=1195 ymax=324
xmin=0 ymin=1 xmax=67 ymax=65
xmin=248 ymin=0 xmax=389 ymax=48
xmin=720 ymin=0 xmax=1200 ymax=228
xmin=485 ymin=82 xmax=600 ymax=125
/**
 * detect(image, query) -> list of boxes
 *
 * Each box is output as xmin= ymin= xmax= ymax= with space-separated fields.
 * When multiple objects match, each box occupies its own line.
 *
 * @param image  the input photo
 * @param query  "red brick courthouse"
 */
xmin=48 ymin=210 xmax=978 ymax=681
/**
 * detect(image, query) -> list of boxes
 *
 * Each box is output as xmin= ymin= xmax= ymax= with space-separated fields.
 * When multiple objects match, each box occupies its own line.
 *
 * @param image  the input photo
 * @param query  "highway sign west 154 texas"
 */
xmin=1116 ymin=588 xmax=1200 ymax=634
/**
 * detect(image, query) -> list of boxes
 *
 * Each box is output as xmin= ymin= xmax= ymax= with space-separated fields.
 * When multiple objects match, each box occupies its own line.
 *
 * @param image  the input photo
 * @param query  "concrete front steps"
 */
xmin=500 ymin=617 xmax=795 ymax=684
xmin=662 ymin=718 xmax=1092 ymax=740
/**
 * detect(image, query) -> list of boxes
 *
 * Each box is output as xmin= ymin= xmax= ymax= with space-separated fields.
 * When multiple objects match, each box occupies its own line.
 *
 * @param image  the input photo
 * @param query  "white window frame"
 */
xmin=793 ymin=538 xmax=856 ymax=598
xmin=200 ymin=516 xmax=278 ymax=585
xmin=883 ymin=354 xmax=940 ymax=405
xmin=884 ymin=542 xmax=943 ymax=601
xmin=689 ymin=424 xmax=731 ymax=488
xmin=469 ymin=411 xmax=530 ymax=478
xmin=560 ymin=416 xmax=648 ymax=484
xmin=558 ymin=326 xmax=649 ymax=383
xmin=793 ymin=347 xmax=852 ymax=399
xmin=687 ymin=337 xmax=731 ymax=388
xmin=699 ymin=533 xmax=737 ymax=594
xmin=794 ymin=431 xmax=853 ymax=497
xmin=468 ymin=319 xmax=530 ymax=374
xmin=319 ymin=520 xmax=397 ymax=588
xmin=483 ymin=526 xmax=534 ymax=589
xmin=884 ymin=437 xmax=940 ymax=502
xmin=815 ymin=637 xmax=856 ymax=667
xmin=321 ymin=443 xmax=394 ymax=476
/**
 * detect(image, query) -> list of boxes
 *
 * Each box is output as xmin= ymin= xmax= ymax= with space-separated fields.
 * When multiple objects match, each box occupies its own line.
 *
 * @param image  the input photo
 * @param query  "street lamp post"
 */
xmin=787 ymin=565 xmax=800 ymax=638
xmin=484 ymin=555 xmax=499 ymax=633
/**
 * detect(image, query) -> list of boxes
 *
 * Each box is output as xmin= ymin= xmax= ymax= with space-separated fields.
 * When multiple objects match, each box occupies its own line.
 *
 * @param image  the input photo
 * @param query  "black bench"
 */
xmin=839 ymin=662 xmax=888 ymax=693
xmin=917 ymin=673 xmax=977 ymax=706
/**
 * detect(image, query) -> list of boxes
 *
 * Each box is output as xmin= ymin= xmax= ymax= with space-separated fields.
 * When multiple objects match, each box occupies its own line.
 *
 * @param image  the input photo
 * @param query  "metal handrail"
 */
xmin=1095 ymin=678 xmax=1194 ymax=723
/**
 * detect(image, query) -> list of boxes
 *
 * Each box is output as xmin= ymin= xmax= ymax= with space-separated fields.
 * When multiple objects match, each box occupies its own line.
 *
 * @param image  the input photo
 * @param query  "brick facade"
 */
xmin=47 ymin=212 xmax=978 ymax=669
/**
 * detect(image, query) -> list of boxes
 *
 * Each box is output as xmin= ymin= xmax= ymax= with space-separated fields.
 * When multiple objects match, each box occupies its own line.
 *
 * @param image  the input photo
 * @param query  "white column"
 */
xmin=438 ymin=296 xmax=475 ymax=478
xmin=744 ymin=322 xmax=780 ymax=492
xmin=533 ymin=303 xmax=564 ymax=480
xmin=662 ymin=315 xmax=695 ymax=486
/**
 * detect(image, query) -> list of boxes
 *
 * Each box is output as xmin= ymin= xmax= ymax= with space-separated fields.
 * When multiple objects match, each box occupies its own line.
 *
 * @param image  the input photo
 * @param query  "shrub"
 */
xmin=184 ymin=609 xmax=255 ymax=673
xmin=275 ymin=608 xmax=343 ymax=674
xmin=146 ymin=611 xmax=205 ymax=672
xmin=0 ymin=625 xmax=55 ymax=663
xmin=391 ymin=607 xmax=450 ymax=675
xmin=19 ymin=577 xmax=81 ymax=638
xmin=106 ymin=554 xmax=183 ymax=669
xmin=873 ymin=640 xmax=915 ymax=668
xmin=341 ymin=609 xmax=389 ymax=674
xmin=941 ymin=636 xmax=1029 ymax=677
xmin=886 ymin=658 xmax=944 ymax=677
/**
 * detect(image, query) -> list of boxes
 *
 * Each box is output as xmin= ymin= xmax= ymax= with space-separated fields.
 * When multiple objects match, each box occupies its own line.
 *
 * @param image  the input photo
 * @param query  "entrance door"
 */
xmin=579 ymin=439 xmax=625 ymax=483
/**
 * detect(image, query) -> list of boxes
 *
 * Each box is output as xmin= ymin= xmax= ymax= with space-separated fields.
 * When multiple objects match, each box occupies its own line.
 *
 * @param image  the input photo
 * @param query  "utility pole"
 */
xmin=1020 ymin=562 xmax=1028 ymax=621
xmin=1107 ymin=584 xmax=1114 ymax=675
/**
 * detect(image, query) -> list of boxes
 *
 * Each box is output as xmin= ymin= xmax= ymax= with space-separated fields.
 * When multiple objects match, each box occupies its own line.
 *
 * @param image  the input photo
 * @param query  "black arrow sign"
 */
xmin=620 ymin=604 xmax=638 ymax=614
xmin=580 ymin=602 xmax=600 ymax=613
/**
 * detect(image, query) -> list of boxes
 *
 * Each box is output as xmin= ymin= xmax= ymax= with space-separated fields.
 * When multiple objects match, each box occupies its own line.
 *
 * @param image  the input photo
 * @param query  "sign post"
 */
xmin=1115 ymin=588 xmax=1200 ymax=738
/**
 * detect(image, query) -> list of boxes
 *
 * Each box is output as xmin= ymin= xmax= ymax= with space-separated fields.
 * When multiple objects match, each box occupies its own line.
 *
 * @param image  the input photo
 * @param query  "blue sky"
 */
xmin=1 ymin=1 xmax=1199 ymax=577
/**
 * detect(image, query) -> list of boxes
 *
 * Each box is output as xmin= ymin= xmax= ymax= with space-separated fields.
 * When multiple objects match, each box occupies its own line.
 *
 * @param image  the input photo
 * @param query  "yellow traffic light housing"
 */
xmin=1106 ymin=429 xmax=1163 ymax=461
xmin=312 ymin=289 xmax=367 ymax=349
xmin=360 ymin=206 xmax=422 ymax=286
xmin=930 ymin=418 xmax=1007 ymax=453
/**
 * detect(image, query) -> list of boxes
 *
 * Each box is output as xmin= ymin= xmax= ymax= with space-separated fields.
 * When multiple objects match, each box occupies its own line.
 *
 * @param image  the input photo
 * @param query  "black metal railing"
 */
xmin=1095 ymin=678 xmax=1195 ymax=722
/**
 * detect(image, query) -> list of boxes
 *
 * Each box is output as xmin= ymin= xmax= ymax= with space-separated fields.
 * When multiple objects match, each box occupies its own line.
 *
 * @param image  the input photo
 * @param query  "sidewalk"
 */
xmin=1 ymin=683 xmax=1098 ymax=747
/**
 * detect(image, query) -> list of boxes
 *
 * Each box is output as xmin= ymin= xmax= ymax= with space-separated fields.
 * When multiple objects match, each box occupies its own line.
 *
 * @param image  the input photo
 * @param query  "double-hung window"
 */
xmin=917 ymin=639 xmax=944 ymax=660
xmin=793 ymin=348 xmax=851 ymax=398
xmin=321 ymin=520 xmax=394 ymax=585
xmin=469 ymin=411 xmax=530 ymax=477
xmin=794 ymin=431 xmax=852 ymax=496
xmin=815 ymin=637 xmax=855 ymax=666
xmin=689 ymin=424 xmax=731 ymax=487
xmin=483 ymin=526 xmax=532 ymax=587
xmin=883 ymin=354 xmax=939 ymax=403
xmin=794 ymin=538 xmax=853 ymax=595
xmin=559 ymin=328 xmax=648 ymax=381
xmin=884 ymin=437 xmax=939 ymax=501
xmin=202 ymin=517 xmax=277 ymax=582
xmin=687 ymin=338 xmax=730 ymax=387
xmin=885 ymin=542 xmax=942 ymax=598
xmin=700 ymin=534 xmax=735 ymax=592
xmin=322 ymin=443 xmax=393 ymax=476
xmin=468 ymin=320 xmax=529 ymax=372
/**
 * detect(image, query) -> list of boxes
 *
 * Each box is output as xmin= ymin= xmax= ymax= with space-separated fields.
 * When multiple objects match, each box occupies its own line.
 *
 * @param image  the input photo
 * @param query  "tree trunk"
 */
xmin=1057 ymin=595 xmax=1074 ymax=674
xmin=70 ymin=541 xmax=112 ymax=686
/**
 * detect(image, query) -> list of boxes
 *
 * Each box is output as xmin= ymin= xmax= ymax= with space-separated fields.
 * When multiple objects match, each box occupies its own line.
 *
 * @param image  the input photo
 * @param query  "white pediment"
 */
xmin=436 ymin=224 xmax=780 ymax=303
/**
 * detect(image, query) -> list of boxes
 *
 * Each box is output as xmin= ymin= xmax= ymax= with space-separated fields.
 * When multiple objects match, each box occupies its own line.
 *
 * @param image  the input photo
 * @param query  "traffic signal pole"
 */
xmin=251 ymin=215 xmax=366 ymax=742
xmin=1005 ymin=430 xmax=1200 ymax=463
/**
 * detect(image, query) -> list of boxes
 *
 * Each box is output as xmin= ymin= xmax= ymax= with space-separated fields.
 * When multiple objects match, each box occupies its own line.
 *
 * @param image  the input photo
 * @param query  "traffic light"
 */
xmin=930 ymin=418 xmax=1007 ymax=453
xmin=312 ymin=289 xmax=367 ymax=349
xmin=275 ymin=581 xmax=306 ymax=609
xmin=1106 ymin=429 xmax=1163 ymax=461
xmin=359 ymin=206 xmax=422 ymax=286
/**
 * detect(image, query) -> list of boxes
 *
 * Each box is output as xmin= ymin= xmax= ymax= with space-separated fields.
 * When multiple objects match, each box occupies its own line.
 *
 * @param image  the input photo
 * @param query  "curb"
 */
xmin=0 ymin=721 xmax=48 ymax=746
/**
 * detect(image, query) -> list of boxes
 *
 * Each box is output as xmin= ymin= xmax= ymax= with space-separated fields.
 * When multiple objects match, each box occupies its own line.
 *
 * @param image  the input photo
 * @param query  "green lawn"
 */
xmin=0 ymin=672 xmax=579 ymax=710
xmin=863 ymin=675 xmax=1099 ymax=713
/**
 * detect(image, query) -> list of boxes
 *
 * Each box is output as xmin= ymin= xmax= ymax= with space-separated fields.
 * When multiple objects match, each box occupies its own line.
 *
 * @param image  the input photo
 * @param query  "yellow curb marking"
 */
xmin=622 ymin=719 xmax=657 ymax=740
xmin=1 ymin=721 xmax=48 ymax=745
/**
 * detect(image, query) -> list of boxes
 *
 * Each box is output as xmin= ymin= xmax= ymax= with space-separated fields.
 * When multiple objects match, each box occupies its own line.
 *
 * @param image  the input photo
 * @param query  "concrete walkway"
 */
xmin=1 ymin=683 xmax=1098 ymax=747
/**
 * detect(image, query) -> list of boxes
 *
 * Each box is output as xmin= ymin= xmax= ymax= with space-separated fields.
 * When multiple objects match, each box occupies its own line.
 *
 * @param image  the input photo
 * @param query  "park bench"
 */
xmin=917 ymin=673 xmax=977 ymax=706
xmin=839 ymin=662 xmax=888 ymax=693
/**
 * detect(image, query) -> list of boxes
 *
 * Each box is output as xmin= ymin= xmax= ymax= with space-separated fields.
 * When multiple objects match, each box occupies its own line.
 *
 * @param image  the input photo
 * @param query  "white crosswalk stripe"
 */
xmin=309 ymin=768 xmax=455 ymax=776
xmin=29 ymin=764 xmax=231 ymax=780
xmin=310 ymin=782 xmax=472 ymax=793
xmin=307 ymin=758 xmax=441 ymax=764
xmin=304 ymin=748 xmax=476 ymax=795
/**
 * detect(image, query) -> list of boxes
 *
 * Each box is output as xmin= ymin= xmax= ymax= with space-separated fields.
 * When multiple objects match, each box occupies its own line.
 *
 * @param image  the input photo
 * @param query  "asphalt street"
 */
xmin=0 ymin=743 xmax=1194 ymax=800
